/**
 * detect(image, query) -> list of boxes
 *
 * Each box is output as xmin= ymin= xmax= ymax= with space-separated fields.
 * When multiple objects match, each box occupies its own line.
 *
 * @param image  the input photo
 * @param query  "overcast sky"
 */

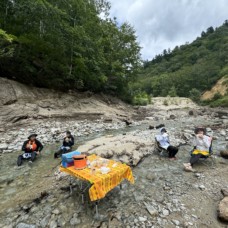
xmin=108 ymin=0 xmax=228 ymax=60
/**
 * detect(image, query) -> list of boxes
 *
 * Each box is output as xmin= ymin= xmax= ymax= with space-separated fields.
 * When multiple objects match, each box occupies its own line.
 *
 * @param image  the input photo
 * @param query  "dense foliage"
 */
xmin=0 ymin=0 xmax=141 ymax=99
xmin=132 ymin=21 xmax=228 ymax=106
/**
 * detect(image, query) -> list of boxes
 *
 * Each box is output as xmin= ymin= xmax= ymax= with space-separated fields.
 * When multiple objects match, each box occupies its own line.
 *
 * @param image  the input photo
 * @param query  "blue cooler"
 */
xmin=62 ymin=151 xmax=81 ymax=168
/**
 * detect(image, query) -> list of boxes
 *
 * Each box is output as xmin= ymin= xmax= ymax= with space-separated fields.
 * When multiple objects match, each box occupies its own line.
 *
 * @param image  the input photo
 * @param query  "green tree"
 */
xmin=189 ymin=88 xmax=201 ymax=102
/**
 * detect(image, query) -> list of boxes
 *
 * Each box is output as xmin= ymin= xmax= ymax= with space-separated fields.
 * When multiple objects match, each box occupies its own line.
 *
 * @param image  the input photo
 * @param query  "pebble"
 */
xmin=52 ymin=209 xmax=60 ymax=215
xmin=172 ymin=219 xmax=180 ymax=226
xmin=199 ymin=185 xmax=206 ymax=190
xmin=162 ymin=209 xmax=169 ymax=216
xmin=138 ymin=216 xmax=147 ymax=222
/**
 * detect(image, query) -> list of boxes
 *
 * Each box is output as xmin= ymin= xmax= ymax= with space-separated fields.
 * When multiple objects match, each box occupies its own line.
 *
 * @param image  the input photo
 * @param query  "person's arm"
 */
xmin=202 ymin=135 xmax=211 ymax=148
xmin=155 ymin=135 xmax=163 ymax=142
xmin=36 ymin=140 xmax=43 ymax=152
xmin=22 ymin=140 xmax=28 ymax=152
xmin=70 ymin=136 xmax=74 ymax=146
xmin=192 ymin=136 xmax=197 ymax=147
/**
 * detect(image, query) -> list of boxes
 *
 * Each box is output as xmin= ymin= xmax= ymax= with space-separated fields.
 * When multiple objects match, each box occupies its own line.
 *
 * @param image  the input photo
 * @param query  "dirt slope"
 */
xmin=201 ymin=77 xmax=228 ymax=100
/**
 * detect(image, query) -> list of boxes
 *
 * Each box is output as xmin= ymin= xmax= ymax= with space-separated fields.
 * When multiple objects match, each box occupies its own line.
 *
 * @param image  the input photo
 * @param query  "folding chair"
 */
xmin=190 ymin=136 xmax=215 ymax=167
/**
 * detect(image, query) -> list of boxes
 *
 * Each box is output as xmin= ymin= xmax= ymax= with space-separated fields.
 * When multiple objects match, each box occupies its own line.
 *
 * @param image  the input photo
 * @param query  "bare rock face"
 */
xmin=0 ymin=78 xmax=134 ymax=128
xmin=218 ymin=196 xmax=228 ymax=221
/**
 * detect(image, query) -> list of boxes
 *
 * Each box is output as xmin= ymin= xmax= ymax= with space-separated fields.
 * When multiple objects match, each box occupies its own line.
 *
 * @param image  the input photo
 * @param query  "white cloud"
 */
xmin=108 ymin=0 xmax=228 ymax=60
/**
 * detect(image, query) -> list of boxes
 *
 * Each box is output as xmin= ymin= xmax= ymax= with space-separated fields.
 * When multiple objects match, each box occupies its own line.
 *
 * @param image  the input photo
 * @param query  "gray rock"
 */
xmin=52 ymin=209 xmax=60 ymax=215
xmin=221 ymin=188 xmax=228 ymax=197
xmin=218 ymin=196 xmax=228 ymax=221
xmin=172 ymin=219 xmax=180 ymax=226
xmin=220 ymin=150 xmax=228 ymax=159
xmin=220 ymin=130 xmax=226 ymax=136
xmin=144 ymin=202 xmax=158 ymax=217
xmin=49 ymin=220 xmax=57 ymax=228
xmin=138 ymin=216 xmax=147 ymax=222
xmin=0 ymin=143 xmax=8 ymax=150
xmin=146 ymin=173 xmax=156 ymax=181
xmin=40 ymin=214 xmax=51 ymax=228
xmin=162 ymin=209 xmax=169 ymax=216
xmin=70 ymin=213 xmax=81 ymax=226
xmin=199 ymin=185 xmax=206 ymax=190
xmin=16 ymin=223 xmax=35 ymax=228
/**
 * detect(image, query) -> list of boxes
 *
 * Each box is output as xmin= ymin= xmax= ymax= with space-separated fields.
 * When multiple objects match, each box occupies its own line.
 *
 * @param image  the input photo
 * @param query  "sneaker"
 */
xmin=28 ymin=161 xmax=33 ymax=166
xmin=184 ymin=166 xmax=195 ymax=172
xmin=183 ymin=163 xmax=191 ymax=168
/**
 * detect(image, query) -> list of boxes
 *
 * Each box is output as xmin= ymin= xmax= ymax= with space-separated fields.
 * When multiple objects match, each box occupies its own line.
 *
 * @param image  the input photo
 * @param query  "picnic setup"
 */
xmin=59 ymin=151 xmax=134 ymax=216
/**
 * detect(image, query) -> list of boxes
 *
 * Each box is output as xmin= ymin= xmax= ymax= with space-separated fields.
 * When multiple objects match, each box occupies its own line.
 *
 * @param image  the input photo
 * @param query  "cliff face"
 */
xmin=0 ymin=77 xmax=134 ymax=129
xmin=201 ymin=77 xmax=228 ymax=100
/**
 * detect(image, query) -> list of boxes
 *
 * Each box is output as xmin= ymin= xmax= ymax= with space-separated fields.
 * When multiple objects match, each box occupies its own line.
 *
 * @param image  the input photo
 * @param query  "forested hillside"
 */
xmin=0 ymin=0 xmax=141 ymax=100
xmin=132 ymin=21 xmax=228 ymax=107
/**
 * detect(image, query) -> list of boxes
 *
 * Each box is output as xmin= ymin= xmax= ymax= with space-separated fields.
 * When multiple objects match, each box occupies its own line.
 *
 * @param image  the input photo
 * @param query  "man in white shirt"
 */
xmin=155 ymin=127 xmax=179 ymax=160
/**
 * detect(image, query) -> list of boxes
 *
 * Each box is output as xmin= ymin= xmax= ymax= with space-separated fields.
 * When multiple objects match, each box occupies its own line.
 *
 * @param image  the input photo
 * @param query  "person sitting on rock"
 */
xmin=54 ymin=131 xmax=74 ymax=158
xmin=155 ymin=127 xmax=179 ymax=160
xmin=17 ymin=134 xmax=43 ymax=166
xmin=183 ymin=127 xmax=212 ymax=172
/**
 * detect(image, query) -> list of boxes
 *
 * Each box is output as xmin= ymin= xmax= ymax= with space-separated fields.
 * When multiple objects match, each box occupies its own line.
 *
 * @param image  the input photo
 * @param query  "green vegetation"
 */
xmin=132 ymin=21 xmax=228 ymax=107
xmin=132 ymin=91 xmax=151 ymax=106
xmin=0 ymin=0 xmax=141 ymax=100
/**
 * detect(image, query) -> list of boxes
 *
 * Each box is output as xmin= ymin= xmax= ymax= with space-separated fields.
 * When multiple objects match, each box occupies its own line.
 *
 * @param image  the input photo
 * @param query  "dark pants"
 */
xmin=190 ymin=154 xmax=207 ymax=166
xmin=167 ymin=145 xmax=178 ymax=158
xmin=54 ymin=147 xmax=71 ymax=158
xmin=17 ymin=152 xmax=37 ymax=166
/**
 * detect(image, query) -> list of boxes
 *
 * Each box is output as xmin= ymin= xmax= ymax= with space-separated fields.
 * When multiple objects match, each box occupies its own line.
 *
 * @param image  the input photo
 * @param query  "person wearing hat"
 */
xmin=155 ymin=127 xmax=179 ymax=160
xmin=17 ymin=134 xmax=44 ymax=166
xmin=54 ymin=131 xmax=74 ymax=158
xmin=183 ymin=127 xmax=212 ymax=172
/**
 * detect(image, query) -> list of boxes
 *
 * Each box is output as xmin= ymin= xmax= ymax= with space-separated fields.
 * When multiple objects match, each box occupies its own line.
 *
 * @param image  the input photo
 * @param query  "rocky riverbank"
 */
xmin=0 ymin=78 xmax=228 ymax=228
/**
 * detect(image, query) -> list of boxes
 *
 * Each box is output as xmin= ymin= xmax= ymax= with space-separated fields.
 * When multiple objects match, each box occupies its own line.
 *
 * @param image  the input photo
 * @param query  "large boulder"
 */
xmin=77 ymin=130 xmax=154 ymax=166
xmin=218 ymin=196 xmax=228 ymax=221
xmin=220 ymin=150 xmax=228 ymax=159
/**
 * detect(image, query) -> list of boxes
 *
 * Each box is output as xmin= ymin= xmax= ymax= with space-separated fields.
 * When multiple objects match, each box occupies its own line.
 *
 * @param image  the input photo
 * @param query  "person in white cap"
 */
xmin=155 ymin=127 xmax=179 ymax=160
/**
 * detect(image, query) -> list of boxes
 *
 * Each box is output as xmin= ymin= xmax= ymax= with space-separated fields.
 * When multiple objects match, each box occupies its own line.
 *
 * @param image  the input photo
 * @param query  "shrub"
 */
xmin=163 ymin=99 xmax=169 ymax=106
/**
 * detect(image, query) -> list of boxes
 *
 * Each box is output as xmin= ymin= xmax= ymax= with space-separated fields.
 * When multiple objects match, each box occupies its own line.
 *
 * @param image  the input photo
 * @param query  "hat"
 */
xmin=28 ymin=134 xmax=37 ymax=139
xmin=160 ymin=127 xmax=167 ymax=133
xmin=194 ymin=127 xmax=206 ymax=134
xmin=66 ymin=131 xmax=71 ymax=135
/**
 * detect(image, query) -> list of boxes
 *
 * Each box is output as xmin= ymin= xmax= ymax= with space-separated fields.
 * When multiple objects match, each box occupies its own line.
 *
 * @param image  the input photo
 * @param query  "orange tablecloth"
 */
xmin=60 ymin=154 xmax=134 ymax=201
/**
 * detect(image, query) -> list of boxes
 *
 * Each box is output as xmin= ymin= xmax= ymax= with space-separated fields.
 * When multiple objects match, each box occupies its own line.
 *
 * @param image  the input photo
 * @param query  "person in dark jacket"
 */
xmin=17 ymin=134 xmax=43 ymax=166
xmin=54 ymin=131 xmax=74 ymax=158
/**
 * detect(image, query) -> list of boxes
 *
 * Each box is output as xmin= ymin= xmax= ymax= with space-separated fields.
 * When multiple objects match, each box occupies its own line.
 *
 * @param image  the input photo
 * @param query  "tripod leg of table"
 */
xmin=69 ymin=177 xmax=73 ymax=195
xmin=95 ymin=201 xmax=99 ymax=217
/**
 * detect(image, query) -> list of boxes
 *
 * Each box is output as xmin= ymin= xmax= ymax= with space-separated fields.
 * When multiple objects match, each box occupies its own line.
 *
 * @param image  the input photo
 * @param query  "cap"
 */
xmin=28 ymin=134 xmax=37 ymax=139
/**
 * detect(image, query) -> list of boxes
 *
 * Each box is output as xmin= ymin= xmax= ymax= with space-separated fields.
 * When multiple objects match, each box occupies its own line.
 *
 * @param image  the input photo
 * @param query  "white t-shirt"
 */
xmin=193 ymin=135 xmax=211 ymax=152
xmin=156 ymin=133 xmax=170 ymax=149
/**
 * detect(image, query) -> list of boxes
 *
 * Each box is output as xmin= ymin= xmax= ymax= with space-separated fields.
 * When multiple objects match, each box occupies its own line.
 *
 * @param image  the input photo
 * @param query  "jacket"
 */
xmin=62 ymin=135 xmax=74 ymax=147
xmin=193 ymin=135 xmax=211 ymax=152
xmin=22 ymin=139 xmax=43 ymax=153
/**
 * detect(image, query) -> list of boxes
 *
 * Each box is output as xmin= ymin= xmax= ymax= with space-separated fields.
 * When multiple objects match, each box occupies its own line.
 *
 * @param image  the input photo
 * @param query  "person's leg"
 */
xmin=54 ymin=149 xmax=62 ymax=158
xmin=167 ymin=146 xmax=178 ymax=158
xmin=17 ymin=154 xmax=23 ymax=166
xmin=189 ymin=154 xmax=202 ymax=167
xmin=31 ymin=152 xmax=37 ymax=162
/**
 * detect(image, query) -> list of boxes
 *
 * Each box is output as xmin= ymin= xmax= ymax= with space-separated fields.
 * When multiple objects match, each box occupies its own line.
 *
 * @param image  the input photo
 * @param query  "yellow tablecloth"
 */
xmin=60 ymin=154 xmax=134 ymax=201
